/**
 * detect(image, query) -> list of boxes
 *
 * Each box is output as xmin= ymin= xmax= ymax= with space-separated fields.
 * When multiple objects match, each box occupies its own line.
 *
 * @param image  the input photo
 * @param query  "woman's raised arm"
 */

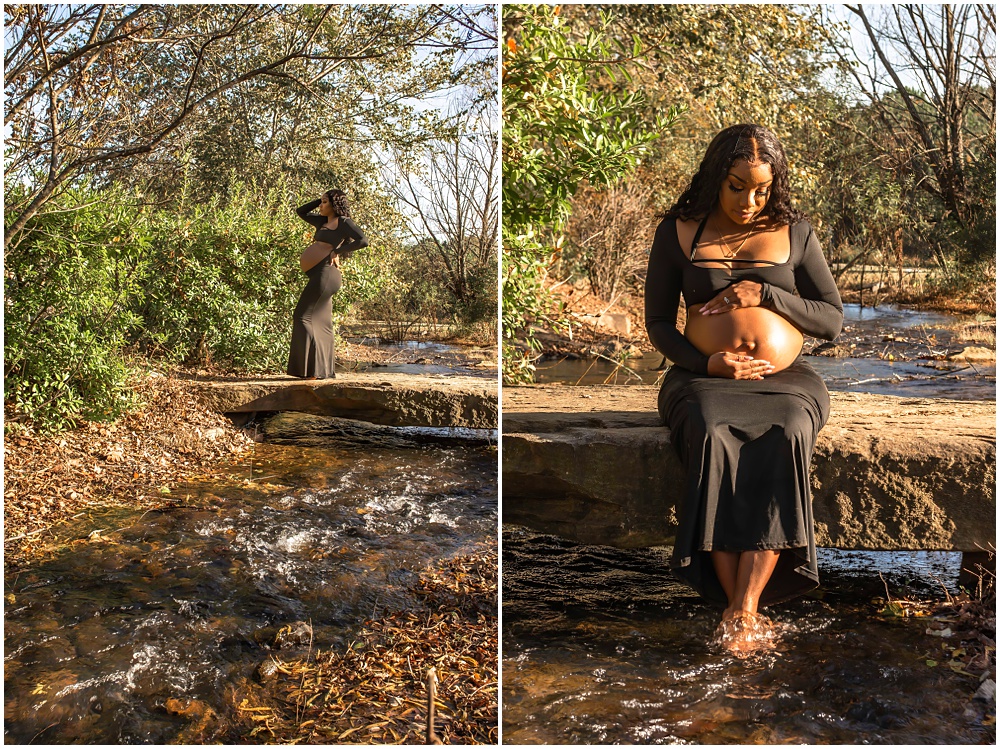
xmin=296 ymin=199 xmax=323 ymax=226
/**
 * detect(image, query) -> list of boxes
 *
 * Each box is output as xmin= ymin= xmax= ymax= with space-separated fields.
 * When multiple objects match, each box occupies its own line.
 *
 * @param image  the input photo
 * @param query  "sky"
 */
xmin=821 ymin=3 xmax=993 ymax=101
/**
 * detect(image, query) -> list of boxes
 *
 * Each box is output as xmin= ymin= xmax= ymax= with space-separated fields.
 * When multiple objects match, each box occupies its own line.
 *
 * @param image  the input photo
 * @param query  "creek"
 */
xmin=505 ymin=303 xmax=994 ymax=743
xmin=535 ymin=304 xmax=996 ymax=401
xmin=344 ymin=337 xmax=497 ymax=378
xmin=4 ymin=413 xmax=497 ymax=743
xmin=502 ymin=529 xmax=992 ymax=744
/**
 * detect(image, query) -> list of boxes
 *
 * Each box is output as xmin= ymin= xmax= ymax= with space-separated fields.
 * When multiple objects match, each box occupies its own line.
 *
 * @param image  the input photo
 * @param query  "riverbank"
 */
xmin=837 ymin=261 xmax=997 ymax=317
xmin=231 ymin=547 xmax=498 ymax=744
xmin=4 ymin=373 xmax=254 ymax=566
xmin=4 ymin=337 xmax=496 ymax=567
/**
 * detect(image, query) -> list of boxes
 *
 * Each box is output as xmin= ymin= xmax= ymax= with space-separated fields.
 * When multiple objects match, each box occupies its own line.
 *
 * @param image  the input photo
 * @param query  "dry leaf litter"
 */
xmin=5 ymin=373 xmax=253 ymax=564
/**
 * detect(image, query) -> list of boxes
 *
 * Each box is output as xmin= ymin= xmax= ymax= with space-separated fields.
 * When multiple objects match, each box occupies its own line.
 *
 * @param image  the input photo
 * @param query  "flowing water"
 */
xmin=507 ymin=303 xmax=994 ymax=744
xmin=535 ymin=304 xmax=996 ymax=401
xmin=4 ymin=414 xmax=497 ymax=744
xmin=344 ymin=338 xmax=496 ymax=378
xmin=502 ymin=528 xmax=993 ymax=745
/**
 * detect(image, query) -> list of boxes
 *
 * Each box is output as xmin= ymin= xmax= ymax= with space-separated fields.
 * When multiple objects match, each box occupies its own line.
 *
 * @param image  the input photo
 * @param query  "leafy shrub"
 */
xmin=4 ymin=177 xmax=412 ymax=431
xmin=133 ymin=182 xmax=303 ymax=369
xmin=5 ymin=184 xmax=145 ymax=429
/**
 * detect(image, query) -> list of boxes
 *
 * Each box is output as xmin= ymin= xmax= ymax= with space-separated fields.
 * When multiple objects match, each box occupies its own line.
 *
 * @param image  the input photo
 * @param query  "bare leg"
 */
xmin=731 ymin=550 xmax=780 ymax=615
xmin=712 ymin=550 xmax=781 ymax=656
xmin=711 ymin=551 xmax=740 ymax=617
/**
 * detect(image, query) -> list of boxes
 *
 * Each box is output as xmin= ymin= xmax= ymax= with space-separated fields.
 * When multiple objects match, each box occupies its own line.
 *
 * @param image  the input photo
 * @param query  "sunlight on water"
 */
xmin=502 ymin=526 xmax=993 ymax=745
xmin=4 ymin=427 xmax=496 ymax=744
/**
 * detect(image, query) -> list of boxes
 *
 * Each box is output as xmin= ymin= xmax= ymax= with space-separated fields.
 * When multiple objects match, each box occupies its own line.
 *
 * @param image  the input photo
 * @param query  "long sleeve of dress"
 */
xmin=760 ymin=224 xmax=844 ymax=341
xmin=335 ymin=217 xmax=369 ymax=259
xmin=296 ymin=199 xmax=325 ymax=228
xmin=645 ymin=219 xmax=712 ymax=375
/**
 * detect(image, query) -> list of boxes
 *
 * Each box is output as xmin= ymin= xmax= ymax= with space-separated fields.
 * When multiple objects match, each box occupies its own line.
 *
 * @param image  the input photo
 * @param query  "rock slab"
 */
xmin=503 ymin=385 xmax=996 ymax=552
xmin=188 ymin=372 xmax=497 ymax=429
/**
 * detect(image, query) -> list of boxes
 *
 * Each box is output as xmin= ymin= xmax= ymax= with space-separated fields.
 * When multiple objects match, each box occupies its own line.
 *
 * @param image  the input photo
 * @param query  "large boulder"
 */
xmin=502 ymin=386 xmax=996 ymax=552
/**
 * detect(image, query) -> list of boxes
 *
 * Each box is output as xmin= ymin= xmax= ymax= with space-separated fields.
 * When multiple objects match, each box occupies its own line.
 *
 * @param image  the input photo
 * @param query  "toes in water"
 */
xmin=712 ymin=611 xmax=779 ymax=657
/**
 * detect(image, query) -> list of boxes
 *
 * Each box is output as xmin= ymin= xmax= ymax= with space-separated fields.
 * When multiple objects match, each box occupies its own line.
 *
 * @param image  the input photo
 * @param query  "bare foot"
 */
xmin=713 ymin=610 xmax=777 ymax=657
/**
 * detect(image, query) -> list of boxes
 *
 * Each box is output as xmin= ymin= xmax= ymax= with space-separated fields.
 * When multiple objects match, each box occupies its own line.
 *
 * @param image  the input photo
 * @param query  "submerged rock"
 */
xmin=274 ymin=621 xmax=313 ymax=649
xmin=257 ymin=658 xmax=281 ymax=682
xmin=164 ymin=697 xmax=218 ymax=743
xmin=974 ymin=678 xmax=995 ymax=702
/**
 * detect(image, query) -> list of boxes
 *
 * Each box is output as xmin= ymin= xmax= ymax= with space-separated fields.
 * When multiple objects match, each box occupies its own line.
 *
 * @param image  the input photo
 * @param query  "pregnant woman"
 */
xmin=287 ymin=189 xmax=369 ymax=379
xmin=644 ymin=124 xmax=844 ymax=654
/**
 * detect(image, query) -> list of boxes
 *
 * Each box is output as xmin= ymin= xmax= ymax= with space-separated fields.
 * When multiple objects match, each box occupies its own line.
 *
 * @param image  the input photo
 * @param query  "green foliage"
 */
xmin=567 ymin=4 xmax=840 ymax=215
xmin=4 ymin=184 xmax=145 ymax=430
xmin=501 ymin=230 xmax=558 ymax=381
xmin=502 ymin=5 xmax=673 ymax=230
xmin=956 ymin=126 xmax=997 ymax=266
xmin=352 ymin=241 xmax=446 ymax=341
xmin=4 ymin=174 xmax=409 ymax=431
xmin=458 ymin=260 xmax=499 ymax=325
xmin=501 ymin=4 xmax=675 ymax=382
xmin=132 ymin=182 xmax=305 ymax=370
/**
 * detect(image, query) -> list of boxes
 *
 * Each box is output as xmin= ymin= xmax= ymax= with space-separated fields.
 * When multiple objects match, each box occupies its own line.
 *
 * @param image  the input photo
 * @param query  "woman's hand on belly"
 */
xmin=697 ymin=280 xmax=762 ymax=315
xmin=706 ymin=352 xmax=775 ymax=380
xmin=687 ymin=306 xmax=804 ymax=374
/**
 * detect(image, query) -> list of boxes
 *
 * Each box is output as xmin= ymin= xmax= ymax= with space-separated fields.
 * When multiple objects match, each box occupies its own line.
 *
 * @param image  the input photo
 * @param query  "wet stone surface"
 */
xmin=4 ymin=417 xmax=497 ymax=744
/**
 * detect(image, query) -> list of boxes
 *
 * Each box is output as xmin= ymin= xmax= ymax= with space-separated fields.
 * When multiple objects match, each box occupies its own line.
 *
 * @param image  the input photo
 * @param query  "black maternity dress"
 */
xmin=287 ymin=199 xmax=369 ymax=379
xmin=644 ymin=218 xmax=844 ymax=607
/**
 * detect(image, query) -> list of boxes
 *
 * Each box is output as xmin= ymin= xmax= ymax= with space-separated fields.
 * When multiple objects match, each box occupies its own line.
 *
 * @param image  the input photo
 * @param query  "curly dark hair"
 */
xmin=326 ymin=189 xmax=352 ymax=218
xmin=663 ymin=124 xmax=805 ymax=226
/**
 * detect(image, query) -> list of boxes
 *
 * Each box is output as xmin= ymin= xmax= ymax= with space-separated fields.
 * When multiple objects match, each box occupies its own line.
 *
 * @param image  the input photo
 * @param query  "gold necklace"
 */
xmin=714 ymin=217 xmax=758 ymax=259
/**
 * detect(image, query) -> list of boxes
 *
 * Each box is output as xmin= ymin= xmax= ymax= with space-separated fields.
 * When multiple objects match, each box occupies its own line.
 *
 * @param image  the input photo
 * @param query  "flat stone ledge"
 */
xmin=502 ymin=385 xmax=995 ymax=552
xmin=186 ymin=372 xmax=497 ymax=429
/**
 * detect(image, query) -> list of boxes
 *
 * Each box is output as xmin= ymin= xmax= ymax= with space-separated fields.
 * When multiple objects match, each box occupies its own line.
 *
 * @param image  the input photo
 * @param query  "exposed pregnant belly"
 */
xmin=685 ymin=307 xmax=804 ymax=373
xmin=300 ymin=241 xmax=334 ymax=272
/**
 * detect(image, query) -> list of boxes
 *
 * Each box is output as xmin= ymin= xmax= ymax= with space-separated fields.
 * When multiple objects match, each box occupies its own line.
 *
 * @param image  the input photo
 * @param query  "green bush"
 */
xmin=5 ymin=184 xmax=145 ymax=429
xmin=4 ymin=177 xmax=413 ymax=431
xmin=133 ymin=183 xmax=303 ymax=369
